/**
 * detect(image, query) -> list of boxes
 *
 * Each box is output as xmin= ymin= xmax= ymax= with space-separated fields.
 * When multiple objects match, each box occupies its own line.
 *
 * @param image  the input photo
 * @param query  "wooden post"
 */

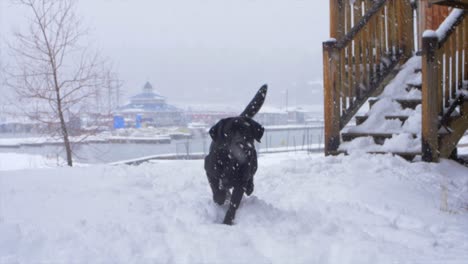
xmin=324 ymin=40 xmax=341 ymax=155
xmin=422 ymin=35 xmax=440 ymax=162
xmin=330 ymin=0 xmax=345 ymax=39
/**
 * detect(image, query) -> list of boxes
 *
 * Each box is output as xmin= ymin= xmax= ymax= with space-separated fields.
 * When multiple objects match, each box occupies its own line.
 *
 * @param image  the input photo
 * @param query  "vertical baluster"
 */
xmin=383 ymin=3 xmax=389 ymax=55
xmin=381 ymin=6 xmax=386 ymax=55
xmin=399 ymin=0 xmax=413 ymax=58
xmin=347 ymin=48 xmax=354 ymax=107
xmin=363 ymin=0 xmax=369 ymax=13
xmin=450 ymin=33 xmax=456 ymax=103
xmin=396 ymin=0 xmax=403 ymax=56
xmin=353 ymin=0 xmax=362 ymax=98
xmin=457 ymin=25 xmax=463 ymax=96
xmin=357 ymin=0 xmax=363 ymax=15
xmin=375 ymin=8 xmax=383 ymax=77
xmin=383 ymin=6 xmax=388 ymax=55
xmin=444 ymin=41 xmax=450 ymax=110
xmin=452 ymin=27 xmax=458 ymax=100
xmin=341 ymin=48 xmax=347 ymax=115
xmin=344 ymin=0 xmax=350 ymax=35
xmin=362 ymin=23 xmax=369 ymax=91
xmin=391 ymin=0 xmax=399 ymax=56
xmin=368 ymin=14 xmax=376 ymax=86
xmin=345 ymin=2 xmax=353 ymax=106
xmin=465 ymin=18 xmax=468 ymax=81
xmin=406 ymin=0 xmax=415 ymax=57
xmin=386 ymin=1 xmax=393 ymax=55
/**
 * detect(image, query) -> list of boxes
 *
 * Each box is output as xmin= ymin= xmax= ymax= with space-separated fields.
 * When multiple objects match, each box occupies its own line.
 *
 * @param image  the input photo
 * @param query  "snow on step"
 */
xmin=342 ymin=56 xmax=424 ymax=154
xmin=379 ymin=56 xmax=422 ymax=100
xmin=1 ymin=153 xmax=468 ymax=263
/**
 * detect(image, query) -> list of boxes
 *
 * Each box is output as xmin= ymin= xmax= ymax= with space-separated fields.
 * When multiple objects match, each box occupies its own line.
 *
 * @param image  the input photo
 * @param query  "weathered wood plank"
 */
xmin=439 ymin=102 xmax=468 ymax=158
xmin=422 ymin=35 xmax=440 ymax=162
xmin=323 ymin=40 xmax=341 ymax=155
xmin=330 ymin=0 xmax=345 ymax=39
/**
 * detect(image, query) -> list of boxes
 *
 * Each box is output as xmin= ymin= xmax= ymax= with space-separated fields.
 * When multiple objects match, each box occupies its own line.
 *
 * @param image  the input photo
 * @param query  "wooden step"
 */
xmin=341 ymin=132 xmax=418 ymax=145
xmin=369 ymin=98 xmax=421 ymax=110
xmin=355 ymin=115 xmax=409 ymax=125
xmin=405 ymin=83 xmax=422 ymax=92
xmin=354 ymin=116 xmax=370 ymax=125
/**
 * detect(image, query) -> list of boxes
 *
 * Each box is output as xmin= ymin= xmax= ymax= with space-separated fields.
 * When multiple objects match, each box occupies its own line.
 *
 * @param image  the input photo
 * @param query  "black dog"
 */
xmin=204 ymin=84 xmax=267 ymax=225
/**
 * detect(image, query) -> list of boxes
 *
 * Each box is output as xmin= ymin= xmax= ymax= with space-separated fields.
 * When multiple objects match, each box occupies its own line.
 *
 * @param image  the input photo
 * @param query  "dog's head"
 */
xmin=209 ymin=117 xmax=264 ymax=145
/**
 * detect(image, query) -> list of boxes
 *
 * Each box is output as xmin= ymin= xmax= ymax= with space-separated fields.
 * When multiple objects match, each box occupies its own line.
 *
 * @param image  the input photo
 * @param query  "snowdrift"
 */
xmin=1 ymin=153 xmax=467 ymax=263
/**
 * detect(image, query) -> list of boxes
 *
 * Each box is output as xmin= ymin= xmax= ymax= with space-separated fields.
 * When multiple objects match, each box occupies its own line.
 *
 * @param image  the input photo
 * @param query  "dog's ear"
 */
xmin=209 ymin=119 xmax=226 ymax=142
xmin=246 ymin=118 xmax=264 ymax=143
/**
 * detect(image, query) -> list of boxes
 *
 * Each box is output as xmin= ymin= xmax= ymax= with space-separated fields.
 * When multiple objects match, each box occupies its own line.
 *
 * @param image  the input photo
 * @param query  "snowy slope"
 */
xmin=1 ymin=153 xmax=468 ymax=263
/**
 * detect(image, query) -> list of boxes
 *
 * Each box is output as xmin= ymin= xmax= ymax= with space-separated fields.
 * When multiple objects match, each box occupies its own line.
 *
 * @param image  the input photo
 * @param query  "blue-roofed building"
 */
xmin=114 ymin=82 xmax=185 ymax=127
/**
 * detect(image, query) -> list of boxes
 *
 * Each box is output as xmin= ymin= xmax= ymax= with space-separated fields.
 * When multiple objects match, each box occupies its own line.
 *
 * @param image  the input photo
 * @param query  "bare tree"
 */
xmin=5 ymin=0 xmax=114 ymax=166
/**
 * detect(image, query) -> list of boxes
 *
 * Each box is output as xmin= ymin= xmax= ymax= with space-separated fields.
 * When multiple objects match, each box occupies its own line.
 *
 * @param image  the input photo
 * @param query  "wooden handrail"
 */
xmin=324 ymin=0 xmax=415 ymax=155
xmin=437 ymin=10 xmax=466 ymax=45
xmin=422 ymin=9 xmax=467 ymax=162
xmin=429 ymin=0 xmax=468 ymax=9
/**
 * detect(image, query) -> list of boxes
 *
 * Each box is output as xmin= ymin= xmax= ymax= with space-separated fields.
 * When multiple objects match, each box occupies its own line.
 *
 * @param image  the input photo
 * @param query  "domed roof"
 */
xmin=143 ymin=82 xmax=153 ymax=93
xmin=131 ymin=82 xmax=165 ymax=101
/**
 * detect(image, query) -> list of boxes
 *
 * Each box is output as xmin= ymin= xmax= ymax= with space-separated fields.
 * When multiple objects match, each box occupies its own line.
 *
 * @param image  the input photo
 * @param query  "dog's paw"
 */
xmin=213 ymin=190 xmax=227 ymax=205
xmin=222 ymin=218 xmax=234 ymax=225
xmin=244 ymin=184 xmax=254 ymax=196
xmin=222 ymin=214 xmax=234 ymax=225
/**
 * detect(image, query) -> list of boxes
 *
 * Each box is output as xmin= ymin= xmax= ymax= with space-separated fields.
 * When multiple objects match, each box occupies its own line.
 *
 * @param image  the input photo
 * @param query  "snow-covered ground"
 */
xmin=1 ymin=152 xmax=468 ymax=263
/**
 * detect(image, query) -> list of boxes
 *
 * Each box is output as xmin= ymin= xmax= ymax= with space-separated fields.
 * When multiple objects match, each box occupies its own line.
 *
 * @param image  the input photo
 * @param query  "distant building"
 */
xmin=256 ymin=106 xmax=288 ymax=126
xmin=113 ymin=82 xmax=185 ymax=127
xmin=256 ymin=106 xmax=323 ymax=126
xmin=286 ymin=107 xmax=307 ymax=124
xmin=186 ymin=111 xmax=237 ymax=126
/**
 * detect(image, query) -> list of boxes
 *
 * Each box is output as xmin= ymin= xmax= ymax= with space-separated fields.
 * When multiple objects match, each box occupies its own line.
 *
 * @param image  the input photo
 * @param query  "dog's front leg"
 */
xmin=223 ymin=187 xmax=244 ymax=225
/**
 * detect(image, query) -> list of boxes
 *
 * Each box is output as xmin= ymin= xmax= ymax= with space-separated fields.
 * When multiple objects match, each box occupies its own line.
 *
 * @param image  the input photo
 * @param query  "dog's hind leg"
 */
xmin=223 ymin=187 xmax=244 ymax=225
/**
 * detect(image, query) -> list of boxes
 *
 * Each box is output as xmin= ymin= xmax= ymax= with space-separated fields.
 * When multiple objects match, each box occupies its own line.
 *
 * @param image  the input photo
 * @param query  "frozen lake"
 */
xmin=0 ymin=127 xmax=324 ymax=164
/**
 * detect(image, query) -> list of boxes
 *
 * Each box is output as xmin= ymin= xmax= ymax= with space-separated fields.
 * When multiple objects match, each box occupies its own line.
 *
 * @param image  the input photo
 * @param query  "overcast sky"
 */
xmin=0 ymin=0 xmax=329 ymax=110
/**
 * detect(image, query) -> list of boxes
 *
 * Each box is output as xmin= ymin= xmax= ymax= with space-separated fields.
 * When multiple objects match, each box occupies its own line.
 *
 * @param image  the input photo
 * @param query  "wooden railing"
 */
xmin=422 ymin=9 xmax=467 ymax=162
xmin=324 ymin=0 xmax=415 ymax=154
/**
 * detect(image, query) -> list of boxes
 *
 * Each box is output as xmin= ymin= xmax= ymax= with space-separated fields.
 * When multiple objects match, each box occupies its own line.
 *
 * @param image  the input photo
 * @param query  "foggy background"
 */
xmin=0 ymin=0 xmax=329 ymax=110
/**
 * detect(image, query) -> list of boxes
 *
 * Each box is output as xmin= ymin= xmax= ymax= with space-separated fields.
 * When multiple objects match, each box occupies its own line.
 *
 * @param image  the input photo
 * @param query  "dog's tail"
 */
xmin=240 ymin=84 xmax=268 ymax=119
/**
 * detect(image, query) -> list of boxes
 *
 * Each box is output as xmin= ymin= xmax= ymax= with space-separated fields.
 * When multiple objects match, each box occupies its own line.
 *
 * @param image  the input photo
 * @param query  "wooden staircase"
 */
xmin=324 ymin=0 xmax=468 ymax=162
xmin=338 ymin=56 xmax=426 ymax=160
